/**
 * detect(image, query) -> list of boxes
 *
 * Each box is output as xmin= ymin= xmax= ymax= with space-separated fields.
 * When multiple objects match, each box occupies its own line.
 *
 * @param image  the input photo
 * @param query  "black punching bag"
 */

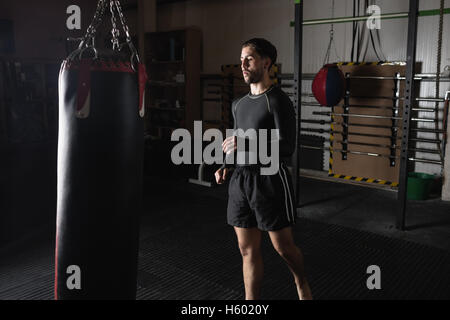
xmin=55 ymin=0 xmax=147 ymax=300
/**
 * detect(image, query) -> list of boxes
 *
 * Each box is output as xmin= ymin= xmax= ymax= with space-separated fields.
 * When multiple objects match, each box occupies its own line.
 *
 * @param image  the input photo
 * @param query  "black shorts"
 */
xmin=227 ymin=163 xmax=296 ymax=231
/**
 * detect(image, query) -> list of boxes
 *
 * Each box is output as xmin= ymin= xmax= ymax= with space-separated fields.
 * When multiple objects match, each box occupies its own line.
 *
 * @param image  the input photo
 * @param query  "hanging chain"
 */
xmin=113 ymin=0 xmax=140 ymax=62
xmin=110 ymin=0 xmax=121 ymax=50
xmin=78 ymin=0 xmax=107 ymax=50
xmin=114 ymin=1 xmax=132 ymax=44
xmin=323 ymin=0 xmax=341 ymax=65
xmin=69 ymin=0 xmax=140 ymax=68
xmin=329 ymin=0 xmax=335 ymax=41
xmin=435 ymin=0 xmax=444 ymax=174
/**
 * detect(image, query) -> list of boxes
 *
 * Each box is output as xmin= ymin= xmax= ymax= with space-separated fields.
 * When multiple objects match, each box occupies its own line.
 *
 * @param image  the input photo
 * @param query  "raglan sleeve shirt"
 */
xmin=220 ymin=87 xmax=296 ymax=170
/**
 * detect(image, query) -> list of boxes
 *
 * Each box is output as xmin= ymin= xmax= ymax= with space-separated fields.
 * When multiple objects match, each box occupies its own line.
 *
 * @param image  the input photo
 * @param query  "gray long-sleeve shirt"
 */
xmin=222 ymin=85 xmax=296 ymax=169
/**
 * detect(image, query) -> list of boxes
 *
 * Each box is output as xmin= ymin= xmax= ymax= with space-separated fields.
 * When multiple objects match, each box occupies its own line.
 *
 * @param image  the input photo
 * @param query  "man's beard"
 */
xmin=244 ymin=68 xmax=264 ymax=84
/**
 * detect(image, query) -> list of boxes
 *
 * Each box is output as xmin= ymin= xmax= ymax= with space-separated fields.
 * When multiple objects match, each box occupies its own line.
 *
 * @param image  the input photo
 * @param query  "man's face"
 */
xmin=240 ymin=46 xmax=270 ymax=85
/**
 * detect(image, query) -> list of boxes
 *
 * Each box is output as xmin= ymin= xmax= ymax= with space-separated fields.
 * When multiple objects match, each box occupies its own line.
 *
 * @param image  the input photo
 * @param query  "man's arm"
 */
xmin=220 ymin=99 xmax=239 ymax=169
xmin=215 ymin=100 xmax=238 ymax=184
xmin=270 ymin=91 xmax=296 ymax=157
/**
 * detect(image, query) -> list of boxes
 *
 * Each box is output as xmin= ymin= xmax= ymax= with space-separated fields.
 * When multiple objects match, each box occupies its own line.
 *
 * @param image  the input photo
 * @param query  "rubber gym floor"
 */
xmin=1 ymin=163 xmax=450 ymax=300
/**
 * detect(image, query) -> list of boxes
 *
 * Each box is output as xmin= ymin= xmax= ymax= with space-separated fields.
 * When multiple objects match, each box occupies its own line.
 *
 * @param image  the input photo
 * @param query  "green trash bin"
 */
xmin=407 ymin=172 xmax=435 ymax=200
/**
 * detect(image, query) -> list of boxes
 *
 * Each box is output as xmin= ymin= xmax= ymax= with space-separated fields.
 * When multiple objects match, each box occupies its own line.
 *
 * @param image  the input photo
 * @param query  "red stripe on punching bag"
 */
xmin=138 ymin=63 xmax=148 ymax=117
xmin=65 ymin=60 xmax=134 ymax=73
xmin=54 ymin=230 xmax=58 ymax=300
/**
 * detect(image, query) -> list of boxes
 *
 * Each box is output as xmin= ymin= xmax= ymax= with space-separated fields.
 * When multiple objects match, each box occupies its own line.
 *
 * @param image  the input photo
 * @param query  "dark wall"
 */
xmin=0 ymin=0 xmax=139 ymax=61
xmin=0 ymin=0 xmax=100 ymax=61
xmin=0 ymin=1 xmax=141 ymax=247
xmin=0 ymin=1 xmax=95 ymax=246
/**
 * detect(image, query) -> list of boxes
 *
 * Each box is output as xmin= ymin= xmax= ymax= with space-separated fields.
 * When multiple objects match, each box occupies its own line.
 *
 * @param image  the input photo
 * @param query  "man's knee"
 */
xmin=274 ymin=243 xmax=299 ymax=261
xmin=238 ymin=242 xmax=261 ymax=259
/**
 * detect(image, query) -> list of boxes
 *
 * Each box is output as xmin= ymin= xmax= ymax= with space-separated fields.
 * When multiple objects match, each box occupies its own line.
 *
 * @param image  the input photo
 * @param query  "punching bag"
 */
xmin=312 ymin=64 xmax=346 ymax=107
xmin=55 ymin=0 xmax=147 ymax=300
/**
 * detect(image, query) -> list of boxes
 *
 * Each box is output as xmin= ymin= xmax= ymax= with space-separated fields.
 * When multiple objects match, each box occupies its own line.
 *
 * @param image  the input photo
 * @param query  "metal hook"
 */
xmin=78 ymin=46 xmax=99 ymax=61
xmin=130 ymin=52 xmax=139 ymax=72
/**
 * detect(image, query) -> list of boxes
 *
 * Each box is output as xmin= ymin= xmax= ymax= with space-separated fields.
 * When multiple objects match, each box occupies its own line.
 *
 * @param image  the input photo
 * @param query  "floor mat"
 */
xmin=1 ymin=191 xmax=450 ymax=300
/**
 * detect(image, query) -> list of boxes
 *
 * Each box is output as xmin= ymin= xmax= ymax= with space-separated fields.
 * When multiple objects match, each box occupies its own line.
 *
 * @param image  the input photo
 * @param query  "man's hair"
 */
xmin=242 ymin=38 xmax=277 ymax=69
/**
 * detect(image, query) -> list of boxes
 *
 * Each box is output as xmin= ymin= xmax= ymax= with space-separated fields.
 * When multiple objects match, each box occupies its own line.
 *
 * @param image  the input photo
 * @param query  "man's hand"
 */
xmin=222 ymin=136 xmax=237 ymax=154
xmin=216 ymin=136 xmax=236 ymax=184
xmin=215 ymin=168 xmax=229 ymax=184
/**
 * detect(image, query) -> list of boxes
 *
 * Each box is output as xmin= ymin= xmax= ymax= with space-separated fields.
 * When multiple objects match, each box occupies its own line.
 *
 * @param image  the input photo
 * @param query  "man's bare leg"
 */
xmin=234 ymin=226 xmax=263 ymax=300
xmin=268 ymin=226 xmax=312 ymax=300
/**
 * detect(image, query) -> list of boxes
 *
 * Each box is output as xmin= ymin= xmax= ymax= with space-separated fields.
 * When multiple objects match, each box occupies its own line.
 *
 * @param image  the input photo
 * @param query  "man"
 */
xmin=215 ymin=38 xmax=312 ymax=300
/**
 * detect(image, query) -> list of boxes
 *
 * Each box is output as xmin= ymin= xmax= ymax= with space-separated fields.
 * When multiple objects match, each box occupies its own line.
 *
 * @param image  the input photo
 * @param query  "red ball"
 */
xmin=312 ymin=64 xmax=346 ymax=107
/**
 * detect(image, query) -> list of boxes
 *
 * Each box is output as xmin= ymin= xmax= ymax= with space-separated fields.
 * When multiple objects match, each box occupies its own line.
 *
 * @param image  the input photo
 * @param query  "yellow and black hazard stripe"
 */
xmin=336 ymin=61 xmax=387 ymax=66
xmin=327 ymin=173 xmax=399 ymax=187
xmin=328 ymin=114 xmax=336 ymax=175
xmin=328 ymin=117 xmax=399 ymax=187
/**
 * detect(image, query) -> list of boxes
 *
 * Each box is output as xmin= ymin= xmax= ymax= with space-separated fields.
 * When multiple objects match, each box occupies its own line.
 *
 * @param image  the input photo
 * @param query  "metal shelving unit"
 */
xmin=292 ymin=0 xmax=444 ymax=230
